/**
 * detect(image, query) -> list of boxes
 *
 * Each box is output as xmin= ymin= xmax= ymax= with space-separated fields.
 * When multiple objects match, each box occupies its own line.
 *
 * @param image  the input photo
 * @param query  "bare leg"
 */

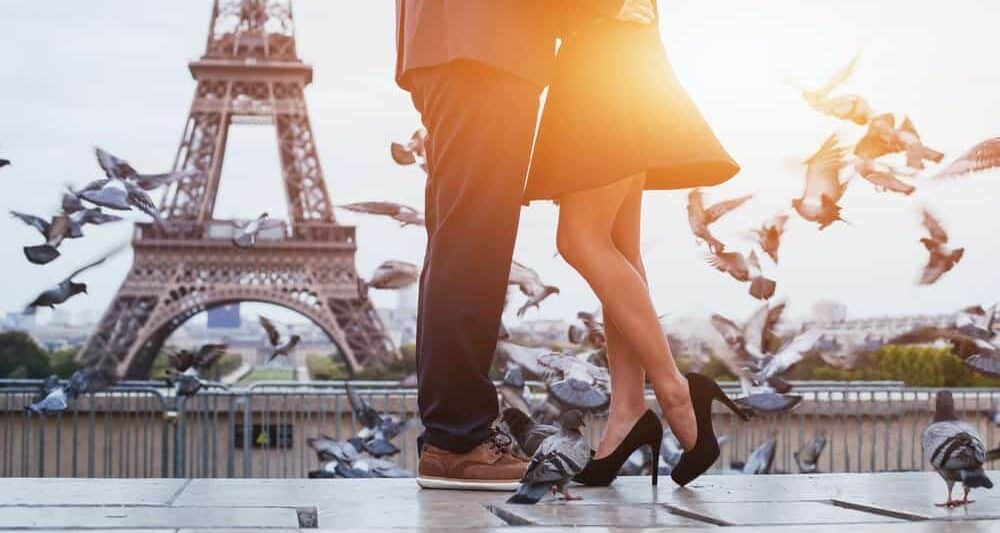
xmin=962 ymin=486 xmax=974 ymax=506
xmin=595 ymin=176 xmax=651 ymax=458
xmin=558 ymin=175 xmax=697 ymax=450
xmin=935 ymin=484 xmax=955 ymax=507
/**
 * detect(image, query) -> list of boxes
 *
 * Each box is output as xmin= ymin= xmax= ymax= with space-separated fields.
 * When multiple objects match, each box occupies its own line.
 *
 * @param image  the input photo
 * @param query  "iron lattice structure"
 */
xmin=78 ymin=0 xmax=397 ymax=378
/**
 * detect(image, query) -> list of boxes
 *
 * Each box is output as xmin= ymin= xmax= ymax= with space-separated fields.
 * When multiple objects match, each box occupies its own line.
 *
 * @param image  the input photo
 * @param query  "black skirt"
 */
xmin=524 ymin=18 xmax=740 ymax=202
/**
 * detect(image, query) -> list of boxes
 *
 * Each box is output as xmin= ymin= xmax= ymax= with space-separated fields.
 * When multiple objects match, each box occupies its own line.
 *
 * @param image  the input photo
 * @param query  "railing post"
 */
xmin=242 ymin=393 xmax=252 ymax=477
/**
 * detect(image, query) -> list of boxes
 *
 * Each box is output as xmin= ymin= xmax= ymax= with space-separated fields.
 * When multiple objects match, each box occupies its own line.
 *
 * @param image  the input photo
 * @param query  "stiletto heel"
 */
xmin=670 ymin=373 xmax=752 ymax=487
xmin=574 ymin=409 xmax=663 ymax=487
xmin=649 ymin=434 xmax=661 ymax=486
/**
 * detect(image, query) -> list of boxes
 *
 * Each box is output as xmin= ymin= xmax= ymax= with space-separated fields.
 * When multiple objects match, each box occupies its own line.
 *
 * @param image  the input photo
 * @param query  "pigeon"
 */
xmin=122 ymin=179 xmax=167 ymax=229
xmin=502 ymin=407 xmax=559 ymax=457
xmin=918 ymin=208 xmax=963 ymax=285
xmin=935 ymin=138 xmax=1000 ymax=179
xmin=710 ymin=302 xmax=787 ymax=383
xmin=349 ymin=457 xmax=413 ymax=478
xmin=259 ymin=315 xmax=301 ymax=362
xmin=77 ymin=180 xmax=132 ymax=211
xmin=889 ymin=326 xmax=1000 ymax=378
xmin=0 ymin=158 xmax=9 ymax=168
xmin=390 ymin=128 xmax=427 ymax=172
xmin=740 ymin=432 xmax=777 ymax=475
xmin=61 ymin=191 xmax=86 ymax=214
xmin=26 ymin=367 xmax=117 ymax=414
xmin=705 ymin=248 xmax=749 ymax=282
xmin=735 ymin=392 xmax=803 ymax=413
xmin=537 ymin=352 xmax=610 ymax=411
xmin=747 ymin=250 xmax=776 ymax=301
xmin=923 ymin=391 xmax=993 ymax=507
xmin=794 ymin=430 xmax=827 ymax=473
xmin=11 ymin=211 xmax=78 ymax=265
xmin=799 ymin=53 xmax=874 ymax=126
xmin=658 ymin=428 xmax=684 ymax=475
xmin=987 ymin=398 xmax=1000 ymax=426
xmin=754 ymin=329 xmax=823 ymax=385
xmin=26 ymin=254 xmax=111 ymax=310
xmin=346 ymin=383 xmax=411 ymax=458
xmin=620 ymin=448 xmax=652 ymax=476
xmin=368 ymin=260 xmax=419 ymax=290
xmin=854 ymin=113 xmax=904 ymax=160
xmin=494 ymin=341 xmax=548 ymax=378
xmin=233 ymin=212 xmax=282 ymax=248
xmin=792 ymin=134 xmax=851 ymax=229
xmin=307 ymin=434 xmax=363 ymax=464
xmin=896 ymin=117 xmax=945 ymax=170
xmin=509 ymin=261 xmax=560 ymax=318
xmin=73 ymin=207 xmax=123 ymax=227
xmin=954 ymin=305 xmax=996 ymax=341
xmin=94 ymin=147 xmax=192 ymax=190
xmin=753 ymin=213 xmax=788 ymax=264
xmin=164 ymin=368 xmax=208 ymax=397
xmin=167 ymin=343 xmax=228 ymax=373
xmin=337 ymin=201 xmax=425 ymax=227
xmin=507 ymin=410 xmax=590 ymax=504
xmin=687 ymin=188 xmax=752 ymax=253
xmin=498 ymin=367 xmax=534 ymax=416
xmin=575 ymin=311 xmax=607 ymax=348
xmin=853 ymin=157 xmax=916 ymax=195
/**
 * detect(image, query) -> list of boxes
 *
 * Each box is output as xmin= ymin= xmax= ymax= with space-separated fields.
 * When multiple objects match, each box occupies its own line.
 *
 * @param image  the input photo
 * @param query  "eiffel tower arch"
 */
xmin=78 ymin=0 xmax=398 ymax=378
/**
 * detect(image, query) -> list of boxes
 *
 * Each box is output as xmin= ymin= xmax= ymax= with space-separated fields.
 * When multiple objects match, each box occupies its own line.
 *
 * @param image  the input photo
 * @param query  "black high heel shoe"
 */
xmin=573 ymin=409 xmax=663 ymax=487
xmin=670 ymin=373 xmax=752 ymax=487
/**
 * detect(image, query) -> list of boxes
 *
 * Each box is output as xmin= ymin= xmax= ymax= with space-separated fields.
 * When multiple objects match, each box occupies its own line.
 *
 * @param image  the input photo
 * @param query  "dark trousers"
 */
xmin=407 ymin=61 xmax=541 ymax=453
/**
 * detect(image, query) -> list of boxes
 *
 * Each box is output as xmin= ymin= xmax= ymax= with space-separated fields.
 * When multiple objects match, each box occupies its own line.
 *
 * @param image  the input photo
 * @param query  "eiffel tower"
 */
xmin=78 ymin=0 xmax=397 ymax=378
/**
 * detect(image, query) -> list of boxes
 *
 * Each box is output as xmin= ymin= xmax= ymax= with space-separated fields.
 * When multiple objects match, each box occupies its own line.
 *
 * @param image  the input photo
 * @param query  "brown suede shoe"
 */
xmin=416 ymin=430 xmax=528 ymax=490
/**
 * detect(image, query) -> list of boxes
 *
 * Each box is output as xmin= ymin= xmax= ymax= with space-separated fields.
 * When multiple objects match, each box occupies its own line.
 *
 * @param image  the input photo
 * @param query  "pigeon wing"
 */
xmin=935 ymin=138 xmax=1000 ymax=179
xmin=703 ymin=194 xmax=753 ymax=225
xmin=803 ymin=135 xmax=847 ymax=201
xmin=258 ymin=315 xmax=282 ymax=346
xmin=921 ymin=209 xmax=949 ymax=243
xmin=10 ymin=211 xmax=50 ymax=236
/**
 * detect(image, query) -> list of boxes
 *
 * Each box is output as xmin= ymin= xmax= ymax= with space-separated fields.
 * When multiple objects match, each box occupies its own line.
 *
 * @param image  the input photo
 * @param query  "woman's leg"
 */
xmin=558 ymin=175 xmax=697 ymax=450
xmin=594 ymin=176 xmax=650 ymax=458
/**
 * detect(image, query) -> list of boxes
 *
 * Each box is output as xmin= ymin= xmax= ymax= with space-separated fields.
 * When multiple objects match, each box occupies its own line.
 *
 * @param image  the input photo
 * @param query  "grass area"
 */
xmin=306 ymin=344 xmax=418 ymax=380
xmin=236 ymin=366 xmax=295 ymax=385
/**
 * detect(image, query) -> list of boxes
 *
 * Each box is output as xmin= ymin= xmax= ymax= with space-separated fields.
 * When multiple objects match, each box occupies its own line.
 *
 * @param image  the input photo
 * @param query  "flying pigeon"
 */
xmin=747 ymin=250 xmax=776 ymax=301
xmin=390 ymin=128 xmax=427 ymax=172
xmin=368 ymin=260 xmax=419 ymax=290
xmin=167 ymin=343 xmax=228 ymax=373
xmin=705 ymin=248 xmax=750 ymax=282
xmin=258 ymin=315 xmax=301 ymax=362
xmin=923 ymin=391 xmax=993 ymax=506
xmin=336 ymin=201 xmax=425 ymax=227
xmin=918 ymin=208 xmax=963 ymax=285
xmin=94 ymin=147 xmax=193 ymax=190
xmin=753 ymin=213 xmax=789 ymax=264
xmin=935 ymin=138 xmax=1000 ymax=179
xmin=122 ymin=179 xmax=167 ymax=229
xmin=233 ymin=212 xmax=282 ymax=248
xmin=687 ymin=188 xmax=752 ymax=253
xmin=537 ymin=352 xmax=610 ymax=411
xmin=26 ymin=367 xmax=118 ymax=414
xmin=574 ymin=311 xmax=606 ymax=348
xmin=11 ymin=211 xmax=79 ymax=265
xmin=73 ymin=207 xmax=123 ymax=227
xmin=889 ymin=326 xmax=1000 ymax=378
xmin=77 ymin=180 xmax=132 ymax=211
xmin=797 ymin=53 xmax=873 ymax=125
xmin=734 ymin=392 xmax=803 ymax=413
xmin=61 ymin=191 xmax=85 ymax=214
xmin=26 ymin=253 xmax=112 ymax=310
xmin=507 ymin=410 xmax=590 ymax=504
xmin=0 ymin=158 xmax=9 ymax=168
xmin=346 ymin=383 xmax=411 ymax=458
xmin=853 ymin=157 xmax=916 ymax=195
xmin=509 ymin=261 xmax=560 ymax=318
xmin=794 ymin=430 xmax=827 ymax=473
xmin=792 ymin=134 xmax=851 ymax=229
xmin=502 ymin=407 xmax=559 ymax=457
xmin=740 ymin=432 xmax=777 ymax=474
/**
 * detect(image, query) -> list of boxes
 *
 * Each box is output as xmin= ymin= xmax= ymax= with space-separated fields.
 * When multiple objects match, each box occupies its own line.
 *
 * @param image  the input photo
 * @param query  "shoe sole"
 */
xmin=416 ymin=476 xmax=521 ymax=491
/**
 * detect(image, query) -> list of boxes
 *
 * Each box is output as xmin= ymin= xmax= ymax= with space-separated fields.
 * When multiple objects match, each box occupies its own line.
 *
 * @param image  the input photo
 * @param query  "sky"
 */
xmin=1 ymin=0 xmax=999 ymax=331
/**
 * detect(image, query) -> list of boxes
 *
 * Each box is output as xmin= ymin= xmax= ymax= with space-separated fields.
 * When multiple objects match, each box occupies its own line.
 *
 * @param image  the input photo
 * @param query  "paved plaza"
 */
xmin=1 ymin=472 xmax=999 ymax=531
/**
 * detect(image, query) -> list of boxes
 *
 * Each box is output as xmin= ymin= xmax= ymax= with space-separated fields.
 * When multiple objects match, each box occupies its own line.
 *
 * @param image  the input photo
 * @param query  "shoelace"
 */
xmin=486 ymin=428 xmax=513 ymax=454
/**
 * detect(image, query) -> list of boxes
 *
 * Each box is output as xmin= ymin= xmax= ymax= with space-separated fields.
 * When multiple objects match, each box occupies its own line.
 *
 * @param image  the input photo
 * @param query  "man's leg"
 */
xmin=409 ymin=62 xmax=540 ymax=453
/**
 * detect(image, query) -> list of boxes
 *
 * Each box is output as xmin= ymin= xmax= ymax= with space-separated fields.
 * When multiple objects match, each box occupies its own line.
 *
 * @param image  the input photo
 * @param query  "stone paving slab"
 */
xmin=489 ymin=502 xmax=704 ymax=527
xmin=0 ymin=506 xmax=301 ymax=529
xmin=0 ymin=478 xmax=188 ymax=506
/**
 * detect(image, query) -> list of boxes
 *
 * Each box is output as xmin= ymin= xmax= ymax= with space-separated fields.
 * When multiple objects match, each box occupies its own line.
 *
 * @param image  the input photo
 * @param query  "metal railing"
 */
xmin=1 ymin=379 xmax=998 ymax=478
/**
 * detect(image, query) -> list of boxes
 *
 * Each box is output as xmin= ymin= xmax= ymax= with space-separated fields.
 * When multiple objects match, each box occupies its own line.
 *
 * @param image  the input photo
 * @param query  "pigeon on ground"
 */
xmin=792 ymin=134 xmax=851 ymax=229
xmin=498 ymin=366 xmax=533 ymax=416
xmin=923 ymin=391 xmax=993 ymax=507
xmin=687 ymin=188 xmax=752 ymax=253
xmin=259 ymin=315 xmax=301 ymax=362
xmin=233 ymin=212 xmax=282 ymax=248
xmin=620 ymin=448 xmax=652 ymax=476
xmin=368 ymin=260 xmax=419 ymax=290
xmin=509 ymin=261 xmax=560 ymax=318
xmin=502 ymin=407 xmax=559 ymax=457
xmin=308 ymin=435 xmax=363 ymax=464
xmin=740 ymin=432 xmax=778 ymax=475
xmin=794 ymin=430 xmax=827 ymax=473
xmin=25 ymin=254 xmax=111 ymax=310
xmin=753 ymin=213 xmax=789 ymax=264
xmin=537 ymin=352 xmax=610 ymax=412
xmin=25 ymin=366 xmax=118 ymax=414
xmin=918 ymin=208 xmax=964 ymax=285
xmin=390 ymin=128 xmax=427 ymax=172
xmin=658 ymin=428 xmax=684 ymax=475
xmin=935 ymin=138 xmax=1000 ymax=179
xmin=336 ymin=201 xmax=425 ymax=227
xmin=11 ymin=211 xmax=78 ymax=265
xmin=508 ymin=410 xmax=590 ymax=504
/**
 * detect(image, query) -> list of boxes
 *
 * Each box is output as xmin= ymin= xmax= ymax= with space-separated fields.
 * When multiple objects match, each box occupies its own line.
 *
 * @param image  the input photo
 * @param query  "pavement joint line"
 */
xmin=483 ymin=504 xmax=539 ymax=526
xmin=165 ymin=479 xmax=193 ymax=506
xmin=661 ymin=503 xmax=731 ymax=527
xmin=830 ymin=498 xmax=930 ymax=521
